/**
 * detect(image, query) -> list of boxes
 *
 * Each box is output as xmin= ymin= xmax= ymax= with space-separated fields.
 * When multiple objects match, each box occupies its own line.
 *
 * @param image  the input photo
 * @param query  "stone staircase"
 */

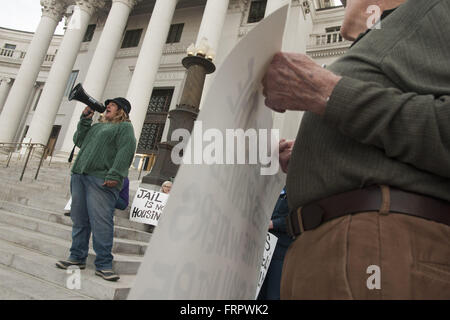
xmin=0 ymin=154 xmax=151 ymax=300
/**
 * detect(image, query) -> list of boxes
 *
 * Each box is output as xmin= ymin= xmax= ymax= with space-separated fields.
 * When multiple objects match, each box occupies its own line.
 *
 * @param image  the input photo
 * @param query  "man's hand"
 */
xmin=262 ymin=52 xmax=342 ymax=115
xmin=279 ymin=139 xmax=294 ymax=173
xmin=103 ymin=180 xmax=118 ymax=188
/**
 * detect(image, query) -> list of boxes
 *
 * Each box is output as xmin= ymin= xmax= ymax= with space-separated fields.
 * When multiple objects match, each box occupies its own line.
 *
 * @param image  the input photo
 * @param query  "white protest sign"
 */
xmin=128 ymin=5 xmax=288 ymax=300
xmin=130 ymin=188 xmax=169 ymax=226
xmin=255 ymin=232 xmax=278 ymax=299
xmin=64 ymin=197 xmax=72 ymax=211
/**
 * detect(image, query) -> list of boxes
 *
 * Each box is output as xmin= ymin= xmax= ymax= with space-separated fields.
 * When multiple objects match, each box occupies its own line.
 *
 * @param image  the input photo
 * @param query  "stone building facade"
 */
xmin=0 ymin=0 xmax=349 ymax=165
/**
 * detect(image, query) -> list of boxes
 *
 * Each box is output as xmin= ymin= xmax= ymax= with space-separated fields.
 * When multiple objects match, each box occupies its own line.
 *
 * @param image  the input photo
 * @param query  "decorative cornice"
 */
xmin=228 ymin=0 xmax=244 ymax=13
xmin=74 ymin=0 xmax=106 ymax=16
xmin=112 ymin=0 xmax=142 ymax=9
xmin=0 ymin=77 xmax=12 ymax=84
xmin=40 ymin=0 xmax=69 ymax=22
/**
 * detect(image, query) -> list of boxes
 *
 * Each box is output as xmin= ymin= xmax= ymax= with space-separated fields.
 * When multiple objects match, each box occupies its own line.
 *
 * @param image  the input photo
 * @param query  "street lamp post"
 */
xmin=142 ymin=41 xmax=216 ymax=187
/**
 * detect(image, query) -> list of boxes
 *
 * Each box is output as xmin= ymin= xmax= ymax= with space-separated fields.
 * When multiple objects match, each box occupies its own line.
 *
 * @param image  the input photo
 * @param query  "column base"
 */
xmin=141 ymin=142 xmax=179 ymax=186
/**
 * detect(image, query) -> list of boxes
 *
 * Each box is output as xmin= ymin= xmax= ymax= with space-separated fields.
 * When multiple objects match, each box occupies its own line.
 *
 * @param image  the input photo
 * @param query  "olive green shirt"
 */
xmin=287 ymin=0 xmax=450 ymax=210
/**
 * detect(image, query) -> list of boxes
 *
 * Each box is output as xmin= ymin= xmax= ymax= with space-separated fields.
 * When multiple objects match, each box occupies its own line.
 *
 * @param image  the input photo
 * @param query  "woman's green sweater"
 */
xmin=71 ymin=116 xmax=136 ymax=190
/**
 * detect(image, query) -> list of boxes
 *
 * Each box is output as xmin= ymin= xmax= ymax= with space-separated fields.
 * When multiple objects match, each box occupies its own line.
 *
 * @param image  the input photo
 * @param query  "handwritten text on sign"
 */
xmin=255 ymin=232 xmax=278 ymax=299
xmin=130 ymin=188 xmax=169 ymax=226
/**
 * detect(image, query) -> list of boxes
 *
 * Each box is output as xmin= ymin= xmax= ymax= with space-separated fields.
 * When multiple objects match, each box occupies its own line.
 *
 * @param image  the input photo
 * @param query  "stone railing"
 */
xmin=307 ymin=31 xmax=351 ymax=48
xmin=0 ymin=48 xmax=26 ymax=60
xmin=0 ymin=48 xmax=56 ymax=65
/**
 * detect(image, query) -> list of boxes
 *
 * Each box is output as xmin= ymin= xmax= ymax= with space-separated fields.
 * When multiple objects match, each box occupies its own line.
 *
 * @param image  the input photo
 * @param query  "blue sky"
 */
xmin=0 ymin=0 xmax=65 ymax=35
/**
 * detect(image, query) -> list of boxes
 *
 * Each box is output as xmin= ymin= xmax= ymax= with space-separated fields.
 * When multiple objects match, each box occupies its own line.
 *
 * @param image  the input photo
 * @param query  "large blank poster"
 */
xmin=128 ymin=5 xmax=289 ymax=300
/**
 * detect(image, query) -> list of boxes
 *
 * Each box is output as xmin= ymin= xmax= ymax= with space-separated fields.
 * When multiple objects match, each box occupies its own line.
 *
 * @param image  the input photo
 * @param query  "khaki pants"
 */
xmin=281 ymin=211 xmax=450 ymax=299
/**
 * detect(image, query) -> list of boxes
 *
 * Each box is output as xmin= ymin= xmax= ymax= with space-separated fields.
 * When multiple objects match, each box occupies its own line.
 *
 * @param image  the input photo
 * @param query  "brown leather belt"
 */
xmin=286 ymin=185 xmax=450 ymax=238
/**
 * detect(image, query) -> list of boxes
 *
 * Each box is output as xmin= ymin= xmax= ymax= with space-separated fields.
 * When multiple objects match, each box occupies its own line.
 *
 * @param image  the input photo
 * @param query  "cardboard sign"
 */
xmin=128 ymin=5 xmax=288 ymax=300
xmin=255 ymin=232 xmax=278 ymax=299
xmin=130 ymin=188 xmax=169 ymax=226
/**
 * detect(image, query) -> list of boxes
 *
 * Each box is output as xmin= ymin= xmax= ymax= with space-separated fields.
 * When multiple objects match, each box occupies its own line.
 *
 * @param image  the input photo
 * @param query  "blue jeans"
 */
xmin=69 ymin=174 xmax=119 ymax=270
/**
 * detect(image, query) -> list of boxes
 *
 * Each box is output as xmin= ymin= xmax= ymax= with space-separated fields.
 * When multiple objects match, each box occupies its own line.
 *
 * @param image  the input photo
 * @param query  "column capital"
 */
xmin=112 ymin=0 xmax=142 ymax=9
xmin=0 ymin=77 xmax=12 ymax=84
xmin=40 ymin=0 xmax=69 ymax=22
xmin=75 ymin=0 xmax=107 ymax=16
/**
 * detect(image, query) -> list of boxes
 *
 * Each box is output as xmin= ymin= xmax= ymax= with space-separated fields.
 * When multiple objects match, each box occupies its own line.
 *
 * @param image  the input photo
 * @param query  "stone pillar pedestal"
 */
xmin=142 ymin=56 xmax=215 ymax=186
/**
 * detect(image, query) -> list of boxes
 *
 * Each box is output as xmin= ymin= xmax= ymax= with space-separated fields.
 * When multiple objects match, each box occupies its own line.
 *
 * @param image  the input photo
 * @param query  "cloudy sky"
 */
xmin=0 ymin=0 xmax=65 ymax=35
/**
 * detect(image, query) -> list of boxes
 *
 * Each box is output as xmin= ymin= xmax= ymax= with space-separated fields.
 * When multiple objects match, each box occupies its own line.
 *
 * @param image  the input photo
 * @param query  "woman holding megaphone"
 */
xmin=56 ymin=91 xmax=136 ymax=282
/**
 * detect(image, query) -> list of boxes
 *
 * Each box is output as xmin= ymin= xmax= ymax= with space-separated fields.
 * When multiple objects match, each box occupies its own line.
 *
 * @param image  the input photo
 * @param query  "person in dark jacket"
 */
xmin=115 ymin=177 xmax=130 ymax=210
xmin=257 ymin=187 xmax=293 ymax=300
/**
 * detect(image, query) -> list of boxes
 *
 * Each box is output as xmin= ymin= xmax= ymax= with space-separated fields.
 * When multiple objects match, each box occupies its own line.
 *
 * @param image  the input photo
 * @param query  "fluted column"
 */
xmin=26 ymin=0 xmax=106 ymax=147
xmin=49 ymin=0 xmax=137 ymax=152
xmin=268 ymin=0 xmax=313 ymax=140
xmin=195 ymin=0 xmax=230 ymax=55
xmin=196 ymin=0 xmax=230 ymax=109
xmin=0 ymin=0 xmax=67 ymax=143
xmin=265 ymin=0 xmax=290 ymax=17
xmin=0 ymin=77 xmax=13 ymax=114
xmin=142 ymin=0 xmax=232 ymax=186
xmin=127 ymin=0 xmax=179 ymax=144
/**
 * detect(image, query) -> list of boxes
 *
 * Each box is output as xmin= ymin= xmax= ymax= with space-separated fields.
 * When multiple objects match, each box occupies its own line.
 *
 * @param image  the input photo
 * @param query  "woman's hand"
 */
xmin=103 ymin=180 xmax=118 ymax=188
xmin=82 ymin=106 xmax=94 ymax=119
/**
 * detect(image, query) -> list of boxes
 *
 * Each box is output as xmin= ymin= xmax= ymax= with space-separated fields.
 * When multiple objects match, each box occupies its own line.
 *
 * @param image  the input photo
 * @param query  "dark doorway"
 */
xmin=46 ymin=125 xmax=61 ymax=158
xmin=137 ymin=88 xmax=174 ymax=155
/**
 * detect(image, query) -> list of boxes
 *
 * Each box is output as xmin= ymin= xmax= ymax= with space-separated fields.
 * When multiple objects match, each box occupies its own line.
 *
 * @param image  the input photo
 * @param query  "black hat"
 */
xmin=105 ymin=97 xmax=131 ymax=114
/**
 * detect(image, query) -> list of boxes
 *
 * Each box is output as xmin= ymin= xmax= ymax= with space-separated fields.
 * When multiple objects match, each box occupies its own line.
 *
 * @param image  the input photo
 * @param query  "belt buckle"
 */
xmin=286 ymin=208 xmax=304 ymax=239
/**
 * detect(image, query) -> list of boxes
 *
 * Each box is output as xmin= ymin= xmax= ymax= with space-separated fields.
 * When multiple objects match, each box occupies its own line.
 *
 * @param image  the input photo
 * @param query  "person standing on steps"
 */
xmin=56 ymin=97 xmax=136 ymax=282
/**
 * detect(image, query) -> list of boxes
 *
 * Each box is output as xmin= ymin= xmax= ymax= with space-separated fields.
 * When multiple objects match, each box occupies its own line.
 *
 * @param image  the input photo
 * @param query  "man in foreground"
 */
xmin=262 ymin=0 xmax=450 ymax=299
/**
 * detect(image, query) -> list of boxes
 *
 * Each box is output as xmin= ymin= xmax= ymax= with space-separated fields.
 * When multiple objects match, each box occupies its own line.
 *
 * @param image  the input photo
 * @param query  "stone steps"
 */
xmin=0 ymin=239 xmax=134 ymax=300
xmin=0 ymin=209 xmax=148 ymax=255
xmin=0 ymin=161 xmax=150 ymax=299
xmin=0 ymin=263 xmax=93 ymax=300
xmin=0 ymin=222 xmax=142 ymax=275
xmin=0 ymin=199 xmax=150 ymax=234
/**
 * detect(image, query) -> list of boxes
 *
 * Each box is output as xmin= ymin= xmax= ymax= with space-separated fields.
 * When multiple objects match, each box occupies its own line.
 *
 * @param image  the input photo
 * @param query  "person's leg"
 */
xmin=67 ymin=174 xmax=91 ymax=264
xmin=281 ymin=214 xmax=354 ymax=299
xmin=281 ymin=210 xmax=450 ymax=299
xmin=262 ymin=257 xmax=284 ymax=300
xmin=84 ymin=175 xmax=118 ymax=271
xmin=378 ymin=214 xmax=450 ymax=299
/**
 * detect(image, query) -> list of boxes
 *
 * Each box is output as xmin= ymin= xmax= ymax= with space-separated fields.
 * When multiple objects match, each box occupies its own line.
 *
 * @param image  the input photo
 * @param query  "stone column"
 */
xmin=269 ymin=0 xmax=314 ymax=140
xmin=142 ymin=0 xmax=233 ymax=186
xmin=127 ymin=0 xmax=179 ymax=144
xmin=0 ymin=0 xmax=67 ymax=143
xmin=265 ymin=0 xmax=290 ymax=17
xmin=195 ymin=0 xmax=230 ymax=55
xmin=196 ymin=0 xmax=230 ymax=108
xmin=52 ymin=0 xmax=137 ymax=152
xmin=0 ymin=77 xmax=13 ymax=114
